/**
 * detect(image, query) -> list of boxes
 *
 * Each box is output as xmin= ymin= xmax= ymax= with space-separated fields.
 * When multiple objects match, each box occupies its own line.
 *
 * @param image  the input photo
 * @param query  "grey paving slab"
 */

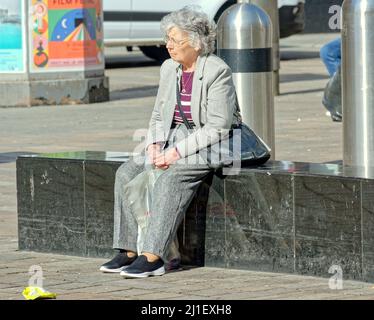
xmin=165 ymin=295 xmax=214 ymax=300
xmin=127 ymin=292 xmax=186 ymax=300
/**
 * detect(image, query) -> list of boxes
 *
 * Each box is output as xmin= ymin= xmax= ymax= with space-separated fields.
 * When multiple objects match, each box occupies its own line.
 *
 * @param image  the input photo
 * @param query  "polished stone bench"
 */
xmin=16 ymin=151 xmax=209 ymax=267
xmin=16 ymin=151 xmax=374 ymax=282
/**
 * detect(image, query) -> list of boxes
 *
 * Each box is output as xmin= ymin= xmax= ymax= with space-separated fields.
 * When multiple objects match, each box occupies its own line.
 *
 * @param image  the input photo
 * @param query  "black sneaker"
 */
xmin=120 ymin=255 xmax=165 ymax=278
xmin=99 ymin=251 xmax=137 ymax=273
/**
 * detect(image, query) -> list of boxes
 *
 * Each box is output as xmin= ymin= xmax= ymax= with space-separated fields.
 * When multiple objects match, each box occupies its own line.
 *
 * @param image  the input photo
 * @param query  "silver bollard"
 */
xmin=342 ymin=0 xmax=374 ymax=170
xmin=217 ymin=0 xmax=275 ymax=156
xmin=250 ymin=0 xmax=280 ymax=96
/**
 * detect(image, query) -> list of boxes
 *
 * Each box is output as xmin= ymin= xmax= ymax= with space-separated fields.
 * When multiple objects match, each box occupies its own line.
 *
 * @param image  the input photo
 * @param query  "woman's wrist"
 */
xmin=147 ymin=142 xmax=162 ymax=151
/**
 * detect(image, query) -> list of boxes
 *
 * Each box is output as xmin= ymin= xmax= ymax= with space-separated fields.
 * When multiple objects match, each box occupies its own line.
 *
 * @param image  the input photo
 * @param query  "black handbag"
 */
xmin=176 ymin=84 xmax=271 ymax=169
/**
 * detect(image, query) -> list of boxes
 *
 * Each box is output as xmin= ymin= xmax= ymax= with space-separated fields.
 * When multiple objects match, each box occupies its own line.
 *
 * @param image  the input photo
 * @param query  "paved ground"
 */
xmin=2 ymin=33 xmax=374 ymax=300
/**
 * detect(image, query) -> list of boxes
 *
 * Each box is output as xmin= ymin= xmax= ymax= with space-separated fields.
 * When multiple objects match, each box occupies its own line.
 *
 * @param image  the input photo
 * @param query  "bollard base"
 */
xmin=0 ymin=76 xmax=109 ymax=107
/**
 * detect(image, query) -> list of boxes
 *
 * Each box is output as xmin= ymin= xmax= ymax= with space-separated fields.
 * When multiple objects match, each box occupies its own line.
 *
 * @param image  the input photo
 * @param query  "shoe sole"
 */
xmin=99 ymin=265 xmax=129 ymax=273
xmin=120 ymin=266 xmax=165 ymax=278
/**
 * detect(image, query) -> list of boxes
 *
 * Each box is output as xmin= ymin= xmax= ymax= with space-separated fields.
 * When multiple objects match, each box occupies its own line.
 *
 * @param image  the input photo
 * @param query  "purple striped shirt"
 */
xmin=173 ymin=71 xmax=195 ymax=126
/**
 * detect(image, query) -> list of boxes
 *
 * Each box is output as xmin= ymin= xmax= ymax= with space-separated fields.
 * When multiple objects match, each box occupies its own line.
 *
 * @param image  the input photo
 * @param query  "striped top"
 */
xmin=173 ymin=71 xmax=195 ymax=126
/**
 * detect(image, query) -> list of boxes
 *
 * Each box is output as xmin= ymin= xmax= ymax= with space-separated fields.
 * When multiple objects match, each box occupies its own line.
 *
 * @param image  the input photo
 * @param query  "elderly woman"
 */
xmin=100 ymin=6 xmax=242 ymax=278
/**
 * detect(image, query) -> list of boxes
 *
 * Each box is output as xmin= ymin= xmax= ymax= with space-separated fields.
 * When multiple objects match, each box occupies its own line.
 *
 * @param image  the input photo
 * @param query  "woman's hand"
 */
xmin=154 ymin=148 xmax=181 ymax=169
xmin=147 ymin=144 xmax=162 ymax=164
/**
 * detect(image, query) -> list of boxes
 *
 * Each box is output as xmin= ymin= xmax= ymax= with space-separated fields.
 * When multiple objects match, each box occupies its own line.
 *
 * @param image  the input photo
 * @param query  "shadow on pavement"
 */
xmin=281 ymin=73 xmax=329 ymax=83
xmin=323 ymin=160 xmax=343 ymax=164
xmin=105 ymin=56 xmax=160 ymax=69
xmin=281 ymin=51 xmax=321 ymax=60
xmin=279 ymin=87 xmax=324 ymax=96
xmin=0 ymin=152 xmax=38 ymax=164
xmin=110 ymin=85 xmax=158 ymax=101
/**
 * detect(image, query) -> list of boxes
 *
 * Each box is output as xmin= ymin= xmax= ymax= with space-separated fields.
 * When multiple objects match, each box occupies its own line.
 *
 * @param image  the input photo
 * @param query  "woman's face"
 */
xmin=166 ymin=27 xmax=200 ymax=66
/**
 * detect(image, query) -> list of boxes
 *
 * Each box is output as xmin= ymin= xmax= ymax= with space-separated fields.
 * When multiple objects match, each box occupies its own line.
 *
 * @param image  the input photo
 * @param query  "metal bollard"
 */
xmin=217 ymin=0 xmax=275 ymax=156
xmin=250 ymin=0 xmax=281 ymax=96
xmin=342 ymin=0 xmax=374 ymax=170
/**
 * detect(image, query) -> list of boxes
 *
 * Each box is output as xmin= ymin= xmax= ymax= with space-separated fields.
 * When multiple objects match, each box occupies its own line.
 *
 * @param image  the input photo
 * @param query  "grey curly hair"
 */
xmin=160 ymin=6 xmax=216 ymax=56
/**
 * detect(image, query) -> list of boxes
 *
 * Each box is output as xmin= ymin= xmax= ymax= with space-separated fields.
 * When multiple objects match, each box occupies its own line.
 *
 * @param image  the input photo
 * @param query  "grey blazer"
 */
xmin=145 ymin=54 xmax=242 ymax=158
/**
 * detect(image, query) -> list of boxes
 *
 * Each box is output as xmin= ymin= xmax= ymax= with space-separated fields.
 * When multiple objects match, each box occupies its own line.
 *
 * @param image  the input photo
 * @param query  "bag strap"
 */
xmin=176 ymin=81 xmax=194 ymax=130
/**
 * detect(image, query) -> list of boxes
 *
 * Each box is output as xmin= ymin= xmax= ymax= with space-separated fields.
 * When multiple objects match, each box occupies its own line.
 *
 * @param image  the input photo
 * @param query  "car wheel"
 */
xmin=139 ymin=45 xmax=170 ymax=63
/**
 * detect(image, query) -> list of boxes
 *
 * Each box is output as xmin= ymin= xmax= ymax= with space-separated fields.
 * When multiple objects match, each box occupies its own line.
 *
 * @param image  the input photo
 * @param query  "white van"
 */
xmin=103 ymin=0 xmax=305 ymax=62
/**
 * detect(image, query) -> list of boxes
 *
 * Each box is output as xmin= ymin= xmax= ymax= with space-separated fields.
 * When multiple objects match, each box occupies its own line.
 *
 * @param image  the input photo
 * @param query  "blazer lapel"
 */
xmin=163 ymin=65 xmax=179 ymax=135
xmin=191 ymin=55 xmax=207 ymax=127
xmin=174 ymin=65 xmax=182 ymax=106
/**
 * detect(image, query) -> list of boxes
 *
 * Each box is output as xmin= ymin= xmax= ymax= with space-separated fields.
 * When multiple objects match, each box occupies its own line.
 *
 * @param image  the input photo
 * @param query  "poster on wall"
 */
xmin=30 ymin=0 xmax=104 ymax=72
xmin=0 ymin=0 xmax=24 ymax=73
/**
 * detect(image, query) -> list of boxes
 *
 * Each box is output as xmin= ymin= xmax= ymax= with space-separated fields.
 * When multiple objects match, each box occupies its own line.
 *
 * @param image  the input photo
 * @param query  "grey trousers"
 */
xmin=113 ymin=124 xmax=212 ymax=261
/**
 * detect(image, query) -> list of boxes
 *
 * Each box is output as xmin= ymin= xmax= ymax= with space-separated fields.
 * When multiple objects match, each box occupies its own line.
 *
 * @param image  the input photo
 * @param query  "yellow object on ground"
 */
xmin=22 ymin=286 xmax=57 ymax=300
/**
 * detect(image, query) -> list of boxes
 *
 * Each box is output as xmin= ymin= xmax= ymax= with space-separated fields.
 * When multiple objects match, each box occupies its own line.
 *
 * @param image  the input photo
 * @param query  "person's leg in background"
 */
xmin=320 ymin=38 xmax=343 ymax=122
xmin=320 ymin=37 xmax=341 ymax=76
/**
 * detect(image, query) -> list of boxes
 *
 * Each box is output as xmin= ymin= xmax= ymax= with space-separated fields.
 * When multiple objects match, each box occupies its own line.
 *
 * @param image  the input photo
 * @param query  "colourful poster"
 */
xmin=30 ymin=0 xmax=104 ymax=71
xmin=0 ymin=0 xmax=24 ymax=72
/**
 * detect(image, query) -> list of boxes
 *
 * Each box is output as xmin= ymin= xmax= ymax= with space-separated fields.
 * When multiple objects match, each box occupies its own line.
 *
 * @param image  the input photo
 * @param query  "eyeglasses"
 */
xmin=164 ymin=36 xmax=189 ymax=47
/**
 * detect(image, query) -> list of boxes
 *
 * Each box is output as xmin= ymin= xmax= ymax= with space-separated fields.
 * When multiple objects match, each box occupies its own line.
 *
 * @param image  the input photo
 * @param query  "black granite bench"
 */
xmin=16 ymin=151 xmax=374 ymax=282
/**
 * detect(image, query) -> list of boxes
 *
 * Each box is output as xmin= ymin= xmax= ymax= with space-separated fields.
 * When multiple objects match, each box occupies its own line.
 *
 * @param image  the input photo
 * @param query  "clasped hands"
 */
xmin=147 ymin=144 xmax=181 ymax=170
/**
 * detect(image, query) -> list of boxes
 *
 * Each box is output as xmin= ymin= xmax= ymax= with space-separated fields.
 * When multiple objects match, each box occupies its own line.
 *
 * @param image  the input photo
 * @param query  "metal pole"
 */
xmin=217 ymin=1 xmax=275 ymax=157
xmin=250 ymin=0 xmax=280 ymax=96
xmin=342 ymin=0 xmax=374 ymax=171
